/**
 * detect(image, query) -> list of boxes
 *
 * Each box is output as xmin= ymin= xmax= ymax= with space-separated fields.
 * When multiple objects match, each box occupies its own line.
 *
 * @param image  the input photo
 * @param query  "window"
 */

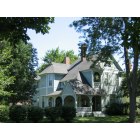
xmin=94 ymin=72 xmax=100 ymax=82
xmin=48 ymin=74 xmax=53 ymax=87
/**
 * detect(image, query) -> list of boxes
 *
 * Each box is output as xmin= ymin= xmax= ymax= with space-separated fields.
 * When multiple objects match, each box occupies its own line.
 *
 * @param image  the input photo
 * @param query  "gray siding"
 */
xmin=81 ymin=70 xmax=93 ymax=87
xmin=39 ymin=75 xmax=46 ymax=88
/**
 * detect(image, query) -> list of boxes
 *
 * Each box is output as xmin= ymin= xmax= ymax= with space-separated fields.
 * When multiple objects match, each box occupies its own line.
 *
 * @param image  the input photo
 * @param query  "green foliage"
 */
xmin=0 ymin=105 xmax=9 ymax=122
xmin=44 ymin=107 xmax=61 ymax=122
xmin=0 ymin=17 xmax=54 ymax=44
xmin=61 ymin=106 xmax=76 ymax=122
xmin=9 ymin=105 xmax=27 ymax=122
xmin=105 ymin=103 xmax=124 ymax=115
xmin=27 ymin=106 xmax=44 ymax=123
xmin=38 ymin=47 xmax=78 ymax=72
xmin=0 ymin=40 xmax=38 ymax=104
xmin=120 ymin=70 xmax=140 ymax=97
xmin=0 ymin=41 xmax=15 ymax=102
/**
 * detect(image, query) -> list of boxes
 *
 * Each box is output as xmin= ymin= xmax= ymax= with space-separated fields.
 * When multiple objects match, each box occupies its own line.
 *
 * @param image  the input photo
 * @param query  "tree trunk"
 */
xmin=123 ymin=47 xmax=136 ymax=122
xmin=129 ymin=46 xmax=139 ymax=122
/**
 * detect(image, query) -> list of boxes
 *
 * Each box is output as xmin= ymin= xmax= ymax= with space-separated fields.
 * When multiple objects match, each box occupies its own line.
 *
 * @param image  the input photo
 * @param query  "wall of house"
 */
xmin=62 ymin=83 xmax=75 ymax=97
xmin=54 ymin=74 xmax=65 ymax=91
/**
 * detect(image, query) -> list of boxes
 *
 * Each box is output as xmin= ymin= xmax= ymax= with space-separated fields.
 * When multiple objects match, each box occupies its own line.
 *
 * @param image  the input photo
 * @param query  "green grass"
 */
xmin=73 ymin=116 xmax=129 ymax=123
xmin=40 ymin=115 xmax=140 ymax=123
xmin=3 ymin=115 xmax=140 ymax=123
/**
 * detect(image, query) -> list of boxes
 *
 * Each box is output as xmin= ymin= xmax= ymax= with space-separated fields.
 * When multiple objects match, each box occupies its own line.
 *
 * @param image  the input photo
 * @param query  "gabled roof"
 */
xmin=39 ymin=62 xmax=70 ymax=75
xmin=60 ymin=60 xmax=93 ymax=82
xmin=110 ymin=55 xmax=123 ymax=71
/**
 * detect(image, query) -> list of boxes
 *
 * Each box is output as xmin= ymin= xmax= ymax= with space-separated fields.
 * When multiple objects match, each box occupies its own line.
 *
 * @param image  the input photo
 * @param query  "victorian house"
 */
xmin=34 ymin=46 xmax=123 ymax=116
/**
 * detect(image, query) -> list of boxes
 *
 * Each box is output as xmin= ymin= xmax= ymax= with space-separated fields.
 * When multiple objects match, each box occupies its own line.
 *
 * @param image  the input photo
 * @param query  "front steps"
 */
xmin=76 ymin=111 xmax=105 ymax=117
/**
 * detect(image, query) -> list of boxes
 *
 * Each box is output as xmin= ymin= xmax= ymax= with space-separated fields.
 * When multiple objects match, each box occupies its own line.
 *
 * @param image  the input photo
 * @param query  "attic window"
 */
xmin=94 ymin=72 xmax=100 ymax=82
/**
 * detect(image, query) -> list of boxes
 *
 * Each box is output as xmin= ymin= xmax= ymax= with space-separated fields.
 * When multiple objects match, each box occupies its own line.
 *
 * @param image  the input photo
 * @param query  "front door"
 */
xmin=92 ymin=96 xmax=101 ymax=111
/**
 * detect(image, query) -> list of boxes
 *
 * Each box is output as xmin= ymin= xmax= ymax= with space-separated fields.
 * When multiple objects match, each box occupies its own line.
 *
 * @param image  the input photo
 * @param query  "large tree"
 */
xmin=0 ymin=17 xmax=54 ymax=44
xmin=38 ymin=47 xmax=78 ymax=72
xmin=71 ymin=17 xmax=140 ymax=122
xmin=0 ymin=17 xmax=54 ymax=104
xmin=0 ymin=40 xmax=38 ymax=104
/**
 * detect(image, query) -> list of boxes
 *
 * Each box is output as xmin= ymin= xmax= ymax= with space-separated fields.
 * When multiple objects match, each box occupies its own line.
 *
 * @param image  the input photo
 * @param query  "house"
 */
xmin=33 ymin=45 xmax=123 ymax=116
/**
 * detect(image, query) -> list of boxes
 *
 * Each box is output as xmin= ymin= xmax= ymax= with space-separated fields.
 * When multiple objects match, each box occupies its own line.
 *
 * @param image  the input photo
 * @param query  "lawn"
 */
xmin=40 ymin=115 xmax=140 ymax=123
xmin=4 ymin=115 xmax=140 ymax=123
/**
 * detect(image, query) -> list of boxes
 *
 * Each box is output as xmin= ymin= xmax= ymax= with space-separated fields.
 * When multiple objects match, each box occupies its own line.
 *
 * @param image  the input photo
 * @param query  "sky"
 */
xmin=27 ymin=17 xmax=125 ymax=69
xmin=27 ymin=17 xmax=81 ymax=66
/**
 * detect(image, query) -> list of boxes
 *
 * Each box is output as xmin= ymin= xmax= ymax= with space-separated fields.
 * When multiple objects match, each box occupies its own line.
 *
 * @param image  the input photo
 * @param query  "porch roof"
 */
xmin=47 ymin=90 xmax=62 ymax=97
xmin=69 ymin=79 xmax=106 ymax=96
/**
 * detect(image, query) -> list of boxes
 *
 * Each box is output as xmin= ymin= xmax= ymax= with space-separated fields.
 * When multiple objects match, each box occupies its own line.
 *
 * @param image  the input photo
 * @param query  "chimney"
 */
xmin=64 ymin=57 xmax=70 ymax=64
xmin=81 ymin=43 xmax=87 ymax=61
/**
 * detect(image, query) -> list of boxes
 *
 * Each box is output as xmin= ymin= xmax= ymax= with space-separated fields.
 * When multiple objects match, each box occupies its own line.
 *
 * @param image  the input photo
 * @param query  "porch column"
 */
xmin=53 ymin=97 xmax=56 ymax=107
xmin=62 ymin=96 xmax=64 ymax=106
xmin=89 ymin=96 xmax=93 ymax=112
xmin=75 ymin=94 xmax=77 ymax=109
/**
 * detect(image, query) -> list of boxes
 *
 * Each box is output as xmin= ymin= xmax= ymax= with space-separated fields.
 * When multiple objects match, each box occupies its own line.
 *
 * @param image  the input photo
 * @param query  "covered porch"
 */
xmin=45 ymin=91 xmax=104 ymax=117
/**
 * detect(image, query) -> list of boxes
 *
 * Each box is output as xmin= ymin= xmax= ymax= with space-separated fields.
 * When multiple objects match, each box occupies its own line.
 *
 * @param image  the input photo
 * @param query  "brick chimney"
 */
xmin=64 ymin=57 xmax=70 ymax=64
xmin=81 ymin=43 xmax=87 ymax=61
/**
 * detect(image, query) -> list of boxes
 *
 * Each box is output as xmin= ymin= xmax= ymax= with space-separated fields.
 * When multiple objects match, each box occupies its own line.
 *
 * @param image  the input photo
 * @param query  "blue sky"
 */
xmin=27 ymin=17 xmax=125 ymax=69
xmin=27 ymin=17 xmax=81 ymax=66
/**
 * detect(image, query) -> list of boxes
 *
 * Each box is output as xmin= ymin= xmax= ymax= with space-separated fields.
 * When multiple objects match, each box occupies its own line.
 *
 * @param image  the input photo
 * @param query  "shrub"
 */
xmin=105 ymin=103 xmax=124 ymax=115
xmin=9 ymin=105 xmax=27 ymax=122
xmin=44 ymin=107 xmax=61 ymax=122
xmin=27 ymin=106 xmax=44 ymax=123
xmin=0 ymin=105 xmax=9 ymax=122
xmin=61 ymin=106 xmax=76 ymax=122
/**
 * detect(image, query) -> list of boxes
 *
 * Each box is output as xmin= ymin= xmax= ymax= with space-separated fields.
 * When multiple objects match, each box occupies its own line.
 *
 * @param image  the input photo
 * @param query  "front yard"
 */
xmin=40 ymin=115 xmax=140 ymax=123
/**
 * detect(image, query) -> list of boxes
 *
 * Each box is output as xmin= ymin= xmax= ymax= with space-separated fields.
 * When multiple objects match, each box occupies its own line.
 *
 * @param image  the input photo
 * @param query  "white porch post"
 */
xmin=53 ymin=97 xmax=56 ymax=107
xmin=75 ymin=94 xmax=77 ymax=109
xmin=89 ymin=96 xmax=93 ymax=112
xmin=62 ymin=96 xmax=64 ymax=106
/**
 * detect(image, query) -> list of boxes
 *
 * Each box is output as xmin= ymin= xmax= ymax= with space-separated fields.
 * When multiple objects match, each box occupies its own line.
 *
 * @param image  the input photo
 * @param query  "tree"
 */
xmin=0 ymin=40 xmax=38 ymax=104
xmin=71 ymin=17 xmax=140 ymax=122
xmin=0 ymin=41 xmax=15 ymax=104
xmin=0 ymin=17 xmax=54 ymax=44
xmin=38 ymin=47 xmax=78 ymax=72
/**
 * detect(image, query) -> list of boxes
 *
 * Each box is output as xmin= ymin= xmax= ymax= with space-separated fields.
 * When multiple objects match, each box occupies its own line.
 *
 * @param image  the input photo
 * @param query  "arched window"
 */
xmin=55 ymin=97 xmax=62 ymax=107
xmin=64 ymin=96 xmax=75 ymax=107
xmin=94 ymin=72 xmax=100 ymax=82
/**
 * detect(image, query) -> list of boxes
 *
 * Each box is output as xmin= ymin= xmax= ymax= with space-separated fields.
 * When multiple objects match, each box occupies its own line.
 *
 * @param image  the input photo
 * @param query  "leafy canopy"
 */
xmin=38 ymin=47 xmax=78 ymax=72
xmin=0 ymin=17 xmax=54 ymax=44
xmin=0 ymin=40 xmax=38 ymax=104
xmin=71 ymin=17 xmax=140 ymax=123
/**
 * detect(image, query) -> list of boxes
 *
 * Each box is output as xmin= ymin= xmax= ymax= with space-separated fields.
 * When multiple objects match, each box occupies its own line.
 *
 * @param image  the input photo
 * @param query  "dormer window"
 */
xmin=94 ymin=72 xmax=100 ymax=82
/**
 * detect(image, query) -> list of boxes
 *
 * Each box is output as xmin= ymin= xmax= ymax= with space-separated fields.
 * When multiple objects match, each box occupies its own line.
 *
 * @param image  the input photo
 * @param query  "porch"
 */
xmin=76 ymin=107 xmax=105 ymax=117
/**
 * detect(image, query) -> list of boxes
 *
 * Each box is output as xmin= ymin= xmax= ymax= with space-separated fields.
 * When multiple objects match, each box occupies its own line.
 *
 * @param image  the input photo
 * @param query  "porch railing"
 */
xmin=76 ymin=107 xmax=92 ymax=112
xmin=94 ymin=82 xmax=101 ymax=89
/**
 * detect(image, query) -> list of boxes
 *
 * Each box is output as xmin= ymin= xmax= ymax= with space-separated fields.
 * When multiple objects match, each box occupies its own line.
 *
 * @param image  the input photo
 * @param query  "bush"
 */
xmin=27 ymin=106 xmax=44 ymax=123
xmin=105 ymin=103 xmax=124 ymax=115
xmin=9 ymin=105 xmax=27 ymax=122
xmin=0 ymin=105 xmax=9 ymax=122
xmin=61 ymin=106 xmax=76 ymax=122
xmin=44 ymin=107 xmax=61 ymax=122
